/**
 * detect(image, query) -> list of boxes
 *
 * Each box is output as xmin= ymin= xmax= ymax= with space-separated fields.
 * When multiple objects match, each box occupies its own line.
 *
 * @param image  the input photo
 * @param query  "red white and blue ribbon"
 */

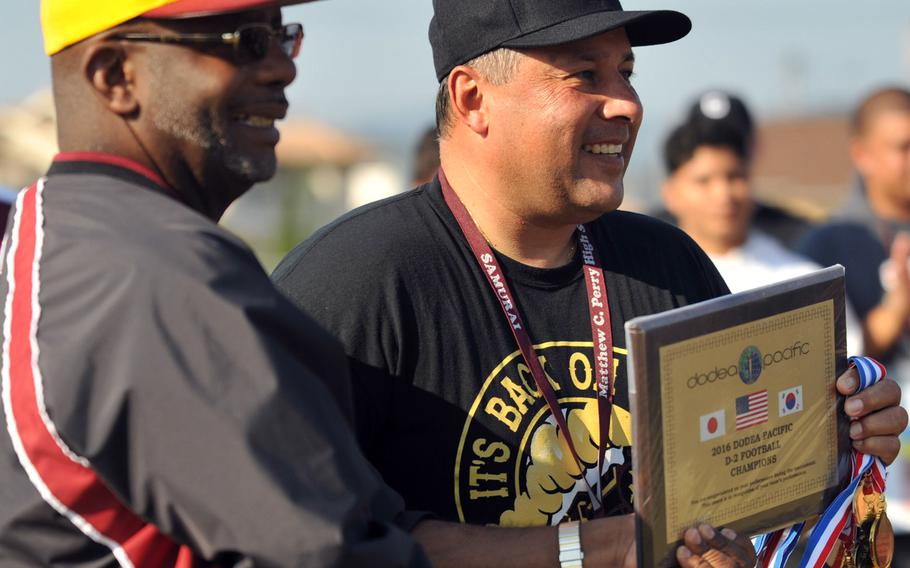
xmin=753 ymin=522 xmax=804 ymax=568
xmin=754 ymin=356 xmax=888 ymax=568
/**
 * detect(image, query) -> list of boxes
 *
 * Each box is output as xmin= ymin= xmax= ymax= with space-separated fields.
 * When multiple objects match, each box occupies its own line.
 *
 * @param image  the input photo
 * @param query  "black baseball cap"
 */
xmin=687 ymin=90 xmax=755 ymax=143
xmin=429 ymin=0 xmax=692 ymax=81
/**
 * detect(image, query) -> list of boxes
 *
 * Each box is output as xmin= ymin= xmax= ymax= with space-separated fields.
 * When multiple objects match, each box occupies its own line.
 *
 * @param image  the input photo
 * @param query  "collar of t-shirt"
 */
xmin=425 ymin=177 xmax=585 ymax=290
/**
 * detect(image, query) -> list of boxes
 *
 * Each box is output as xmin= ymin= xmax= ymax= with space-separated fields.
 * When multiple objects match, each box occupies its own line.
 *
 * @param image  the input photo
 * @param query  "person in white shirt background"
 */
xmin=659 ymin=99 xmax=864 ymax=355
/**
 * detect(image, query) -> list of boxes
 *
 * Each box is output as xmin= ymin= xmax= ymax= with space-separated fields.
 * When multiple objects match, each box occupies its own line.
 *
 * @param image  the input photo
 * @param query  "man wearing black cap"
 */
xmin=276 ymin=0 xmax=904 ymax=566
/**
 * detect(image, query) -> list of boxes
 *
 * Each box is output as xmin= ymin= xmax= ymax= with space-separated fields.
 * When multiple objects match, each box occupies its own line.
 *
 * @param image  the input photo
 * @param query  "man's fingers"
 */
xmin=886 ymin=233 xmax=910 ymax=298
xmin=726 ymin=528 xmax=759 ymax=567
xmin=677 ymin=546 xmax=712 ymax=568
xmin=836 ymin=367 xmax=860 ymax=396
xmin=677 ymin=543 xmax=722 ymax=568
xmin=701 ymin=526 xmax=754 ymax=568
xmin=677 ymin=525 xmax=755 ymax=568
xmin=840 ymin=378 xmax=904 ymax=464
xmin=843 ymin=378 xmax=902 ymax=418
xmin=681 ymin=526 xmax=709 ymax=555
xmin=849 ymin=405 xmax=909 ymax=440
xmin=891 ymin=232 xmax=910 ymax=269
xmin=852 ymin=435 xmax=902 ymax=465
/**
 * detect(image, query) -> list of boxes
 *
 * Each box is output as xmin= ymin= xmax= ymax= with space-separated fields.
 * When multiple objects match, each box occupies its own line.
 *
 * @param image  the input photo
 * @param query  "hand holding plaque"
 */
xmin=675 ymin=524 xmax=756 ymax=568
xmin=625 ymin=266 xmax=851 ymax=567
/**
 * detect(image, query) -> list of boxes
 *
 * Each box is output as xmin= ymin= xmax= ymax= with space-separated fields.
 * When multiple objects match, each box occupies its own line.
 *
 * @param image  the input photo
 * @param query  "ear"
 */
xmin=447 ymin=65 xmax=488 ymax=136
xmin=83 ymin=43 xmax=139 ymax=116
xmin=850 ymin=137 xmax=872 ymax=178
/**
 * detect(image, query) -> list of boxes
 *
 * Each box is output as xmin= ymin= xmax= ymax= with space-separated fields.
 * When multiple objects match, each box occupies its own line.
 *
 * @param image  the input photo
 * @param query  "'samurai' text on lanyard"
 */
xmin=439 ymin=169 xmax=616 ymax=515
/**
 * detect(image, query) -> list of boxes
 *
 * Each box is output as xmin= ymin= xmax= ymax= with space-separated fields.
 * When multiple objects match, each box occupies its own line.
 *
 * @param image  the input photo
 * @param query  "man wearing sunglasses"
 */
xmin=0 ymin=0 xmax=435 ymax=566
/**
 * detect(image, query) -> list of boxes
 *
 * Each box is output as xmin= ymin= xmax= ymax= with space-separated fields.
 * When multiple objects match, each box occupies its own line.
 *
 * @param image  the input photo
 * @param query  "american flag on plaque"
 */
xmin=735 ymin=389 xmax=768 ymax=430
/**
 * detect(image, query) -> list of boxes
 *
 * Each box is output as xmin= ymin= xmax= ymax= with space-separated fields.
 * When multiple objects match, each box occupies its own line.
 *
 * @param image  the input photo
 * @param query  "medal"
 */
xmin=848 ymin=471 xmax=893 ymax=567
xmin=755 ymin=357 xmax=891 ymax=568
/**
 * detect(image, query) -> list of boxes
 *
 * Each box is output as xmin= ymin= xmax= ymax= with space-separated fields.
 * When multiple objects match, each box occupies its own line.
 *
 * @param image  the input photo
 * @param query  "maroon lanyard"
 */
xmin=439 ymin=169 xmax=615 ymax=514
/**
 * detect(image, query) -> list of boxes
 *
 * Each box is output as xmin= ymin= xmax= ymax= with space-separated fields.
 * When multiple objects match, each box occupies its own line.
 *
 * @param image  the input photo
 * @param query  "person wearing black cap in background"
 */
xmin=653 ymin=91 xmax=813 ymax=249
xmin=692 ymin=91 xmax=816 ymax=248
xmin=659 ymin=115 xmax=865 ymax=355
xmin=274 ymin=1 xmax=906 ymax=566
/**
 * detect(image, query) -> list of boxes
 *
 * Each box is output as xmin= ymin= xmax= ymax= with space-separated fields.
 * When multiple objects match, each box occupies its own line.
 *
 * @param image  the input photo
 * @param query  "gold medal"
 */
xmin=850 ymin=472 xmax=893 ymax=568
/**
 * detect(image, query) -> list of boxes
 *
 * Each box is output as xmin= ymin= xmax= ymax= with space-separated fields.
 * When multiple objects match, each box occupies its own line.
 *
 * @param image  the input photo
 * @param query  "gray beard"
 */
xmin=145 ymin=54 xmax=274 ymax=186
xmin=150 ymin=105 xmax=273 ymax=184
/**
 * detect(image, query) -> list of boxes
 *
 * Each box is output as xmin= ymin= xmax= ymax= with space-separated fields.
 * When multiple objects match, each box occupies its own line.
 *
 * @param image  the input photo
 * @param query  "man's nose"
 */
xmin=253 ymin=40 xmax=298 ymax=88
xmin=597 ymin=80 xmax=642 ymax=125
xmin=713 ymin=178 xmax=748 ymax=203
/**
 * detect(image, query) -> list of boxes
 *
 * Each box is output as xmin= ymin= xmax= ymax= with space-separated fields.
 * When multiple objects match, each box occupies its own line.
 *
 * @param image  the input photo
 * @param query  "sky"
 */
xmin=3 ymin=0 xmax=910 ymax=202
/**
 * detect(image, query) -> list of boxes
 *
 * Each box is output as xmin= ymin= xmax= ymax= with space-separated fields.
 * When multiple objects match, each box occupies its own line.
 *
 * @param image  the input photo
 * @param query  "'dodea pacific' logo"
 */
xmin=738 ymin=345 xmax=763 ymax=385
xmin=686 ymin=341 xmax=811 ymax=390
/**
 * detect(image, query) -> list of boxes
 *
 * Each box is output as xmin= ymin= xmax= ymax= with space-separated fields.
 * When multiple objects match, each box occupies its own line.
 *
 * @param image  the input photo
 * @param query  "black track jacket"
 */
xmin=0 ymin=154 xmax=428 ymax=567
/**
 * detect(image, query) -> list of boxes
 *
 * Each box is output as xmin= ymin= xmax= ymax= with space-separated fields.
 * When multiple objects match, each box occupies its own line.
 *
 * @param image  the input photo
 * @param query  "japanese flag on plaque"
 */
xmin=699 ymin=409 xmax=726 ymax=442
xmin=778 ymin=386 xmax=803 ymax=417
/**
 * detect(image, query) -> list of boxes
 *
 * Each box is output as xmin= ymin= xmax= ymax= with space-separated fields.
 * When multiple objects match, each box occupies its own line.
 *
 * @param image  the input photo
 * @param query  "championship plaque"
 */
xmin=625 ymin=266 xmax=851 ymax=567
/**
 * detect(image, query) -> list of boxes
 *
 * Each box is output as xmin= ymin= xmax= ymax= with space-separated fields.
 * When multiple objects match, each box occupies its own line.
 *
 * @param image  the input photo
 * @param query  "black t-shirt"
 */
xmin=273 ymin=178 xmax=729 ymax=526
xmin=799 ymin=220 xmax=887 ymax=320
xmin=797 ymin=192 xmax=910 ymax=374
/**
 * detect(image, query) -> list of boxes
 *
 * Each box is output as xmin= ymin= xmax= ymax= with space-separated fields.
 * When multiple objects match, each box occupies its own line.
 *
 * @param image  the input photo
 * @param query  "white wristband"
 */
xmin=558 ymin=521 xmax=584 ymax=568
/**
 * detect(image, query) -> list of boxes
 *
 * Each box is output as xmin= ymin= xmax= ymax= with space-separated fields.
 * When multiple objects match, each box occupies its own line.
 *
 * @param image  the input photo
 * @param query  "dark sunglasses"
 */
xmin=111 ymin=22 xmax=304 ymax=62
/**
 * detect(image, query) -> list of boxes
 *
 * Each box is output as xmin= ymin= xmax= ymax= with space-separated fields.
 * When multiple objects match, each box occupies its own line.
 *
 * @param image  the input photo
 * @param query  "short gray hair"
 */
xmin=435 ymin=48 xmax=521 ymax=138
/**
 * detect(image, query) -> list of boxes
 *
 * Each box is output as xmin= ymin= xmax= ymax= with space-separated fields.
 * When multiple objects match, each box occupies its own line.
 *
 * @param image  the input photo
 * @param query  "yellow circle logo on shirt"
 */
xmin=453 ymin=341 xmax=633 ymax=526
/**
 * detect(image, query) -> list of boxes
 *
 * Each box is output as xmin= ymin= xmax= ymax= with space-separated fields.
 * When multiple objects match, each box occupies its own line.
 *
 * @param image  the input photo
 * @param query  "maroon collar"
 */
xmin=50 ymin=152 xmax=191 ymax=207
xmin=53 ymin=153 xmax=168 ymax=189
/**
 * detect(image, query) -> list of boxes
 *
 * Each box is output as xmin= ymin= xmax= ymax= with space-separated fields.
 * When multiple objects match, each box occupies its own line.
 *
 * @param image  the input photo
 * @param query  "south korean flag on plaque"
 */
xmin=778 ymin=385 xmax=803 ymax=417
xmin=699 ymin=409 xmax=726 ymax=442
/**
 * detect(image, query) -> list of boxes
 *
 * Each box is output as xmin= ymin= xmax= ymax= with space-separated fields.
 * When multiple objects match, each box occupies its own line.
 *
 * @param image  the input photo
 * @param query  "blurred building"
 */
xmin=0 ymin=90 xmax=402 ymax=270
xmin=222 ymin=118 xmax=403 ymax=269
xmin=0 ymin=90 xmax=58 ymax=189
xmin=0 ymin=90 xmax=866 ymax=266
xmin=751 ymin=114 xmax=854 ymax=222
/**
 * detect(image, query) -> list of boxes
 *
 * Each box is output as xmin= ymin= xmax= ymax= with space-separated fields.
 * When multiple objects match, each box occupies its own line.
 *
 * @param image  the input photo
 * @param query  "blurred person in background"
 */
xmin=799 ymin=86 xmax=910 ymax=560
xmin=412 ymin=125 xmax=440 ymax=186
xmin=652 ymin=91 xmax=813 ymax=249
xmin=661 ymin=117 xmax=864 ymax=354
xmin=687 ymin=91 xmax=815 ymax=249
